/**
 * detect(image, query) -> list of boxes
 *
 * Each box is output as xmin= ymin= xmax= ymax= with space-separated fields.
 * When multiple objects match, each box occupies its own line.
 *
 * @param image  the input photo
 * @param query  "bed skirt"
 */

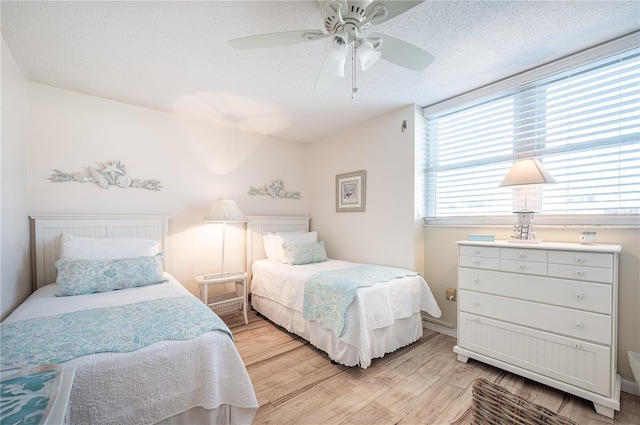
xmin=251 ymin=294 xmax=424 ymax=368
xmin=158 ymin=405 xmax=257 ymax=425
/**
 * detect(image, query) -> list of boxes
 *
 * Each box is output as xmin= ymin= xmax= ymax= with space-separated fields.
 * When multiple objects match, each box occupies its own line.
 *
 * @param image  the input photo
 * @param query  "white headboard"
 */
xmin=29 ymin=214 xmax=170 ymax=290
xmin=245 ymin=215 xmax=310 ymax=288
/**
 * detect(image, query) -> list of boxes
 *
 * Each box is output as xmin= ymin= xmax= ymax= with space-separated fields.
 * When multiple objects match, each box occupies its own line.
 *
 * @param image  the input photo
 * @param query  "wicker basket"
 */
xmin=471 ymin=378 xmax=578 ymax=425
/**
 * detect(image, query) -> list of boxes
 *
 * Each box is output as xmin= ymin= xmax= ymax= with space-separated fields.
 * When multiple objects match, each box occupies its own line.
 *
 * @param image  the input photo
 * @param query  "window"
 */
xmin=423 ymin=39 xmax=639 ymax=226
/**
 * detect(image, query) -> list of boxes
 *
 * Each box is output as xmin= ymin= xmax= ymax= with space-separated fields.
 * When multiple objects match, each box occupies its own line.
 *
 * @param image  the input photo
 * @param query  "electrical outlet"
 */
xmin=446 ymin=287 xmax=456 ymax=302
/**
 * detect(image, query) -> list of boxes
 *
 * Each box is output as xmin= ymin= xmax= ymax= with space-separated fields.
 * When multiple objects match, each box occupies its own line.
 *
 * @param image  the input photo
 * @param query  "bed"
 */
xmin=1 ymin=215 xmax=258 ymax=425
xmin=246 ymin=216 xmax=442 ymax=369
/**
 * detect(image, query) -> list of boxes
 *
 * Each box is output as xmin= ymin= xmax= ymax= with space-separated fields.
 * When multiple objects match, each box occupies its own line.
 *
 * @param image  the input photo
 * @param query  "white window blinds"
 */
xmin=424 ymin=44 xmax=639 ymax=225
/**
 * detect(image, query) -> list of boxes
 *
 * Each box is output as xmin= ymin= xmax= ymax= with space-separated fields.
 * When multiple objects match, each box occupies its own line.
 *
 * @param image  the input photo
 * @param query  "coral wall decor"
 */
xmin=248 ymin=179 xmax=301 ymax=199
xmin=50 ymin=161 xmax=162 ymax=191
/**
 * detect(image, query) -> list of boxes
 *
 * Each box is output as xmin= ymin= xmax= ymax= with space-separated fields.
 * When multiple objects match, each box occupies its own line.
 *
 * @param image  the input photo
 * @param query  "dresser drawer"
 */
xmin=458 ymin=312 xmax=612 ymax=396
xmin=548 ymin=251 xmax=613 ymax=268
xmin=548 ymin=264 xmax=613 ymax=284
xmin=459 ymin=290 xmax=612 ymax=345
xmin=501 ymin=248 xmax=547 ymax=263
xmin=460 ymin=245 xmax=500 ymax=258
xmin=500 ymin=259 xmax=547 ymax=276
xmin=459 ymin=256 xmax=500 ymax=270
xmin=458 ymin=268 xmax=612 ymax=314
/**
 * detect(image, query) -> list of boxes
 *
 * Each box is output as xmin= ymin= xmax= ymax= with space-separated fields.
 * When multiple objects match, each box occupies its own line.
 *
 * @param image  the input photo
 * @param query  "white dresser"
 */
xmin=454 ymin=240 xmax=622 ymax=418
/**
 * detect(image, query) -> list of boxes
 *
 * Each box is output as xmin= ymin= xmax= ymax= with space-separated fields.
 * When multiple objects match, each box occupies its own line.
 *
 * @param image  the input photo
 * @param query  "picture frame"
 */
xmin=336 ymin=170 xmax=366 ymax=212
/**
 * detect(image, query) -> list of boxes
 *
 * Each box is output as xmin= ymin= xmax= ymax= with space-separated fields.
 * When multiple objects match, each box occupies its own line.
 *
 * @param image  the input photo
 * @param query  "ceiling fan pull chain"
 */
xmin=352 ymin=43 xmax=358 ymax=99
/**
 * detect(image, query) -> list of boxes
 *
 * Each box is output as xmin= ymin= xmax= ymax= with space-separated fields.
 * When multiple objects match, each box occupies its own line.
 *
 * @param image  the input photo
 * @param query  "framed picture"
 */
xmin=336 ymin=170 xmax=366 ymax=212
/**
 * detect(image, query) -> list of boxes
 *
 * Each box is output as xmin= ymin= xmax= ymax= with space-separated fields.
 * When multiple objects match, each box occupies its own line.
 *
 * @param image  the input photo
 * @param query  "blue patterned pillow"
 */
xmin=55 ymin=253 xmax=168 ymax=296
xmin=283 ymin=241 xmax=328 ymax=265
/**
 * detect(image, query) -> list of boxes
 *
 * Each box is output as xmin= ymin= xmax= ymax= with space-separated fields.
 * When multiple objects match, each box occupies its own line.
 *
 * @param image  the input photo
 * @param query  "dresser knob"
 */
xmin=575 ymin=270 xmax=584 ymax=276
xmin=473 ymin=260 xmax=480 ymax=265
xmin=519 ymin=253 xmax=526 ymax=258
xmin=574 ymin=293 xmax=583 ymax=299
xmin=474 ymin=250 xmax=480 ymax=255
xmin=473 ymin=278 xmax=480 ymax=284
xmin=576 ymin=258 xmax=585 ymax=263
xmin=573 ymin=343 xmax=581 ymax=349
xmin=518 ymin=265 xmax=526 ymax=270
xmin=575 ymin=323 xmax=583 ymax=329
xmin=473 ymin=301 xmax=480 ymax=306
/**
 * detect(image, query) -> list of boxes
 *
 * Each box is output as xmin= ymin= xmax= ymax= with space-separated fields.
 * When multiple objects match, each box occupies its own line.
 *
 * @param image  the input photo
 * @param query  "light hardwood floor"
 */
xmin=224 ymin=310 xmax=640 ymax=425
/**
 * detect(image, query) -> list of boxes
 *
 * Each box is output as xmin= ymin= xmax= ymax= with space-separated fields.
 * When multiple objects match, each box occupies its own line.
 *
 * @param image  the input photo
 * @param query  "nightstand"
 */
xmin=195 ymin=272 xmax=248 ymax=324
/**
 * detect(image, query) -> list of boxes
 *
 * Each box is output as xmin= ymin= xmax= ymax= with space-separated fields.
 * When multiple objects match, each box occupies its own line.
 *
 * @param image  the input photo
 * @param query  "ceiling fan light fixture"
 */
xmin=324 ymin=57 xmax=346 ymax=77
xmin=228 ymin=0 xmax=434 ymax=94
xmin=356 ymin=41 xmax=381 ymax=70
xmin=325 ymin=31 xmax=349 ymax=60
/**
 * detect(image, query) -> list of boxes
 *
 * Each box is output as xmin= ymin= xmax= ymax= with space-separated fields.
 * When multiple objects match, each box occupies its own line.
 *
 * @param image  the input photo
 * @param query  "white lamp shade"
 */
xmin=203 ymin=198 xmax=247 ymax=222
xmin=326 ymin=32 xmax=348 ymax=59
xmin=323 ymin=57 xmax=346 ymax=77
xmin=357 ymin=41 xmax=381 ymax=70
xmin=498 ymin=158 xmax=557 ymax=187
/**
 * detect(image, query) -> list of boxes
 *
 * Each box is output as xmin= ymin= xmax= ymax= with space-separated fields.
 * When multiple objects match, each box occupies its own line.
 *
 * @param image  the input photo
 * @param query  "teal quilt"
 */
xmin=1 ymin=295 xmax=231 ymax=367
xmin=303 ymin=265 xmax=418 ymax=337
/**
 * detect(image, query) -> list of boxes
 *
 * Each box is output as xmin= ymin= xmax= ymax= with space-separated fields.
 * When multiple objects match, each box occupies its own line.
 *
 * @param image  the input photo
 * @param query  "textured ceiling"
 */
xmin=2 ymin=1 xmax=639 ymax=143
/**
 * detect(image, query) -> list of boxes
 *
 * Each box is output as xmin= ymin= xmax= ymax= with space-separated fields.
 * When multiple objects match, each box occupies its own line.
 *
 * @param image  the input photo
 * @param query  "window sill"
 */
xmin=423 ymin=214 xmax=640 ymax=228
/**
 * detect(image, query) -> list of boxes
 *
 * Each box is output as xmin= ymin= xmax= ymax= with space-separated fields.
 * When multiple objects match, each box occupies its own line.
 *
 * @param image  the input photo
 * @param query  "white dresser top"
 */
xmin=456 ymin=240 xmax=622 ymax=253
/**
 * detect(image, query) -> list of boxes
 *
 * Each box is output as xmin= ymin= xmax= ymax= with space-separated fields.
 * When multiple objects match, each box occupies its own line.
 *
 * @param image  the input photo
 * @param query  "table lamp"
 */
xmin=203 ymin=198 xmax=247 ymax=274
xmin=498 ymin=158 xmax=556 ymax=243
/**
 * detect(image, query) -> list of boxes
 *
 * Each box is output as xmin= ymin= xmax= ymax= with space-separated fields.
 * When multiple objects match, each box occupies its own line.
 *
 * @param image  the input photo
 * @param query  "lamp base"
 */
xmin=508 ymin=238 xmax=543 ymax=244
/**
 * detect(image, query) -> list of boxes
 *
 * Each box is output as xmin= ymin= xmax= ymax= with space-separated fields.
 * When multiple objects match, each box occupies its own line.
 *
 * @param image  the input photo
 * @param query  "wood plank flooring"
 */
xmin=223 ymin=310 xmax=640 ymax=425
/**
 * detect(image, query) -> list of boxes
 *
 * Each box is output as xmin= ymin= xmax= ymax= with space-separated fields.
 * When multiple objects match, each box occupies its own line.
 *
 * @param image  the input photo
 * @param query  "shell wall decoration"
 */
xmin=50 ymin=161 xmax=162 ymax=191
xmin=248 ymin=179 xmax=301 ymax=199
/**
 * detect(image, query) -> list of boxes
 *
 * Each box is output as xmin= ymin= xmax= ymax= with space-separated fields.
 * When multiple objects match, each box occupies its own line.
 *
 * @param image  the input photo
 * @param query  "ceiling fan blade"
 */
xmin=228 ymin=30 xmax=327 ymax=50
xmin=314 ymin=57 xmax=342 ymax=93
xmin=365 ymin=0 xmax=424 ymax=25
xmin=369 ymin=33 xmax=434 ymax=71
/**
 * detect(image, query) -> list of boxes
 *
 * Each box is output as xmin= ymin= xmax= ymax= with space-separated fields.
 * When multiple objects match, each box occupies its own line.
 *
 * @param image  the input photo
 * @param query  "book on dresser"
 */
xmin=454 ymin=240 xmax=622 ymax=419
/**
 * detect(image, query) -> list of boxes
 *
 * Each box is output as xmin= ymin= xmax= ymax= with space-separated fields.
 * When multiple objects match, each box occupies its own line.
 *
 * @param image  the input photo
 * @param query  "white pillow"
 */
xmin=275 ymin=231 xmax=318 ymax=263
xmin=263 ymin=233 xmax=273 ymax=259
xmin=263 ymin=233 xmax=280 ymax=261
xmin=60 ymin=233 xmax=160 ymax=261
xmin=267 ymin=233 xmax=283 ymax=261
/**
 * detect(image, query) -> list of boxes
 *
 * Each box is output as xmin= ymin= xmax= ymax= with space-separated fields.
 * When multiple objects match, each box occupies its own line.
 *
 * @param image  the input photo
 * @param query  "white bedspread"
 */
xmin=251 ymin=259 xmax=441 ymax=367
xmin=3 ymin=274 xmax=258 ymax=425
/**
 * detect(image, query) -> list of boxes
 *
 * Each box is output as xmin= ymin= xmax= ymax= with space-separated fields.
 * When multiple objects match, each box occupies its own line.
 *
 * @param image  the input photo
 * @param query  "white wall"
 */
xmin=307 ymin=104 xmax=424 ymax=273
xmin=1 ymin=37 xmax=31 ymax=320
xmin=27 ymin=84 xmax=309 ymax=295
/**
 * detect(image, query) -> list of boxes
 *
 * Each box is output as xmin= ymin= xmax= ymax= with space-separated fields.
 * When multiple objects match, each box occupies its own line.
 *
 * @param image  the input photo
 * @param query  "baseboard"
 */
xmin=621 ymin=377 xmax=639 ymax=396
xmin=422 ymin=320 xmax=457 ymax=338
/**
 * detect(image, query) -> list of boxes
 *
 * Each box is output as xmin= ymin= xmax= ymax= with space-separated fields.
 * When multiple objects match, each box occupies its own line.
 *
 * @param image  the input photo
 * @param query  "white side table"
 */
xmin=195 ymin=272 xmax=248 ymax=324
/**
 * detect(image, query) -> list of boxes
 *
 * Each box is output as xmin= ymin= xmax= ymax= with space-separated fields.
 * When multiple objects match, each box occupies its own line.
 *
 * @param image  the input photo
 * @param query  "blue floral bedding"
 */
xmin=1 ymin=295 xmax=231 ymax=367
xmin=303 ymin=265 xmax=418 ymax=337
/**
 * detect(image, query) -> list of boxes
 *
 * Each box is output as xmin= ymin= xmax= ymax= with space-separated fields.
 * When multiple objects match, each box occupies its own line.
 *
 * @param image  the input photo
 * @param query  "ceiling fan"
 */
xmin=228 ymin=0 xmax=434 ymax=96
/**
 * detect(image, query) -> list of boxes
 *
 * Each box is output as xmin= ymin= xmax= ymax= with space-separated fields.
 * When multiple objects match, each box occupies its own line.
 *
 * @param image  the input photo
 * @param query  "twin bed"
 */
xmin=246 ymin=216 xmax=442 ymax=369
xmin=1 ymin=214 xmax=441 ymax=425
xmin=2 ymin=215 xmax=258 ymax=425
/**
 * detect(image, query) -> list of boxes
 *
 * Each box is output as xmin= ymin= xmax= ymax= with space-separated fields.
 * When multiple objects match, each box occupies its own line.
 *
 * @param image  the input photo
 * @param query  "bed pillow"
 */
xmin=269 ymin=233 xmax=282 ymax=261
xmin=263 ymin=233 xmax=273 ymax=259
xmin=55 ymin=253 xmax=168 ymax=296
xmin=283 ymin=241 xmax=328 ymax=265
xmin=263 ymin=232 xmax=281 ymax=261
xmin=275 ymin=231 xmax=318 ymax=263
xmin=60 ymin=234 xmax=160 ymax=261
